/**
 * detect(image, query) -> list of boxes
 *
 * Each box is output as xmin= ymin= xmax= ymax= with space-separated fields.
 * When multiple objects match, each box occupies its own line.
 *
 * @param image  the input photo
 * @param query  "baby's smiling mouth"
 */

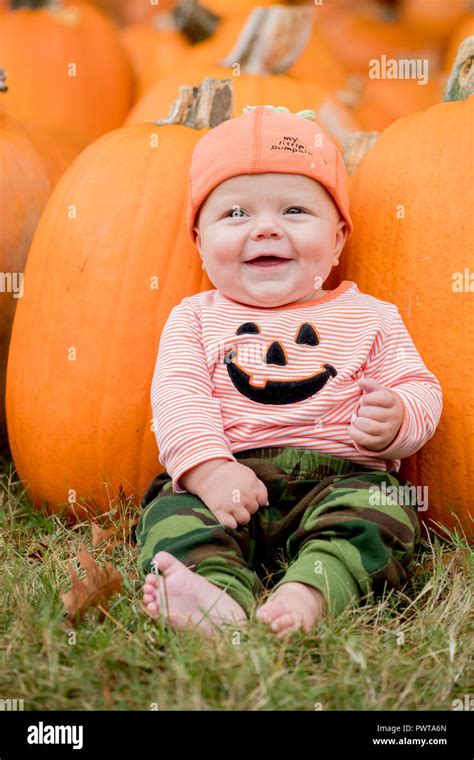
xmin=244 ymin=255 xmax=292 ymax=268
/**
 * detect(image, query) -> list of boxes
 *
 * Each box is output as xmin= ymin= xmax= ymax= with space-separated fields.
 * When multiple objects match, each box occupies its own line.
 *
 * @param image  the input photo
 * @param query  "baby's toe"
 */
xmin=270 ymin=612 xmax=294 ymax=632
xmin=143 ymin=582 xmax=157 ymax=597
xmin=145 ymin=600 xmax=160 ymax=616
xmin=145 ymin=573 xmax=158 ymax=586
xmin=257 ymin=598 xmax=286 ymax=623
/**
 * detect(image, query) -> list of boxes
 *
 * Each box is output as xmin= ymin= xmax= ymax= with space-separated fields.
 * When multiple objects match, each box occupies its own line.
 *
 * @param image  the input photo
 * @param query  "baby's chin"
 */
xmin=222 ymin=283 xmax=306 ymax=308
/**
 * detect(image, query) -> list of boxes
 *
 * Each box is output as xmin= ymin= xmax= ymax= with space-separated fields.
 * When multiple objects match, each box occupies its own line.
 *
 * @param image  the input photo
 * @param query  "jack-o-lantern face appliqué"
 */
xmin=223 ymin=321 xmax=337 ymax=405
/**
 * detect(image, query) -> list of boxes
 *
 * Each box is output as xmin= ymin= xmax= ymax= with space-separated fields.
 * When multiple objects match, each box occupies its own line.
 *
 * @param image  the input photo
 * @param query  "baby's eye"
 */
xmin=227 ymin=207 xmax=246 ymax=218
xmin=225 ymin=206 xmax=306 ymax=218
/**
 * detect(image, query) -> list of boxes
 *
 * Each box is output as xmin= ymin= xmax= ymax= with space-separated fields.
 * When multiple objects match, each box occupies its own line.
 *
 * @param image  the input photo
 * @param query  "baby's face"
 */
xmin=194 ymin=173 xmax=348 ymax=307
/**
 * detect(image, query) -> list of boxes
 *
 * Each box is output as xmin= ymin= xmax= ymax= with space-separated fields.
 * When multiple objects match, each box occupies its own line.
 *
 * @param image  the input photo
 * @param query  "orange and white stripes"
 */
xmin=150 ymin=281 xmax=443 ymax=493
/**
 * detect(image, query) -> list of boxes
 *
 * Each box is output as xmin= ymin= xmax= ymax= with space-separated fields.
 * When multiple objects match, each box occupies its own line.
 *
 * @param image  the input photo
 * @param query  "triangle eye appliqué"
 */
xmin=295 ymin=322 xmax=319 ymax=346
xmin=236 ymin=322 xmax=260 ymax=335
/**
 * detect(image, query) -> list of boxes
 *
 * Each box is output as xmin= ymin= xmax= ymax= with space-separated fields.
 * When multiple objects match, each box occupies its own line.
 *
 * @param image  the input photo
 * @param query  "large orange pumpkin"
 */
xmin=0 ymin=91 xmax=51 ymax=449
xmin=0 ymin=1 xmax=135 ymax=144
xmin=5 ymin=79 xmax=230 ymax=518
xmin=336 ymin=76 xmax=474 ymax=538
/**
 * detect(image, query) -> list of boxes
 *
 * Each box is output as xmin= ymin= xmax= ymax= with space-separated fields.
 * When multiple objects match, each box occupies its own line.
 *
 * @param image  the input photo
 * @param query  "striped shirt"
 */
xmin=151 ymin=280 xmax=443 ymax=493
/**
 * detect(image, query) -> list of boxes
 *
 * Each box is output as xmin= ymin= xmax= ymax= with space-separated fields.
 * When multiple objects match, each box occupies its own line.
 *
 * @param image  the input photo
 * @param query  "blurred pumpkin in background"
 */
xmin=120 ymin=14 xmax=192 ymax=100
xmin=0 ymin=77 xmax=51 ymax=450
xmin=399 ymin=0 xmax=472 ymax=46
xmin=442 ymin=13 xmax=474 ymax=72
xmin=125 ymin=4 xmax=359 ymax=148
xmin=0 ymin=1 xmax=135 ymax=144
xmin=315 ymin=0 xmax=441 ymax=75
xmin=63 ymin=0 xmax=178 ymax=26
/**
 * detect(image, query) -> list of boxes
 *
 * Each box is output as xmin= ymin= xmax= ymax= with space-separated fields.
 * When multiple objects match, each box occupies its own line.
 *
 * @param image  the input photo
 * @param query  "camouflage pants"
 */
xmin=136 ymin=447 xmax=421 ymax=618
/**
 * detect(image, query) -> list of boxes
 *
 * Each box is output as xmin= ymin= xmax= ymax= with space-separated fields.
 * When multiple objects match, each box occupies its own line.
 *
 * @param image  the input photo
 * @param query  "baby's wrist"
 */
xmin=180 ymin=457 xmax=233 ymax=496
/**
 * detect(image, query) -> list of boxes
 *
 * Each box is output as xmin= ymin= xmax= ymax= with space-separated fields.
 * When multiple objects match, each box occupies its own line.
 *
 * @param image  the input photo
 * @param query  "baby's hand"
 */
xmin=349 ymin=377 xmax=405 ymax=452
xmin=197 ymin=462 xmax=269 ymax=529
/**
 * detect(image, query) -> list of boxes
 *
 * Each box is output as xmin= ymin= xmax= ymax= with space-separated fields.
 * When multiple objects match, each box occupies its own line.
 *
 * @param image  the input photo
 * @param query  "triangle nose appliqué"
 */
xmin=266 ymin=342 xmax=287 ymax=366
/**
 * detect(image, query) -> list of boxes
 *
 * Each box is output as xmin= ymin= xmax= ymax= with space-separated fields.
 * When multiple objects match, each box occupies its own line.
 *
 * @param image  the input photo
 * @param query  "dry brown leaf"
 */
xmin=90 ymin=516 xmax=139 ymax=551
xmin=61 ymin=545 xmax=123 ymax=623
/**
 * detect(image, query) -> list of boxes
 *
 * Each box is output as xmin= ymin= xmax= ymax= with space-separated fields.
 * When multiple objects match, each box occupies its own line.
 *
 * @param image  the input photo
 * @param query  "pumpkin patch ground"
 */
xmin=0 ymin=0 xmax=472 ymax=728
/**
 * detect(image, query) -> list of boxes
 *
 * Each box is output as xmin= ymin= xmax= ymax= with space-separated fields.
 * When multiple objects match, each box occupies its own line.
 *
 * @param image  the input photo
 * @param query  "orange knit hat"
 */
xmin=187 ymin=104 xmax=353 ymax=243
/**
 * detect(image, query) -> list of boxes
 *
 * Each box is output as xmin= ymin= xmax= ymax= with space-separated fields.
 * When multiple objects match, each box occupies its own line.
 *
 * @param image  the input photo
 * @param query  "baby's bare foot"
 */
xmin=142 ymin=551 xmax=248 ymax=637
xmin=256 ymin=582 xmax=324 ymax=638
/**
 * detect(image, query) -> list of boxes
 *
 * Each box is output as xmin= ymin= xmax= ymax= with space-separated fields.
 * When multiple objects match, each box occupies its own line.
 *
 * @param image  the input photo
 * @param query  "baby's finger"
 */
xmin=257 ymin=480 xmax=270 ymax=507
xmin=356 ymin=404 xmax=390 ymax=422
xmin=359 ymin=389 xmax=395 ymax=408
xmin=245 ymin=499 xmax=261 ymax=515
xmin=214 ymin=509 xmax=238 ymax=529
xmin=230 ymin=505 xmax=252 ymax=525
xmin=351 ymin=415 xmax=385 ymax=436
xmin=349 ymin=424 xmax=386 ymax=449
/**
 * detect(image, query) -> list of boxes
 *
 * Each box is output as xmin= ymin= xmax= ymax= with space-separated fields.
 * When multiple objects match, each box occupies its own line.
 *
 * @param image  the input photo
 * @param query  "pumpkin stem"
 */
xmin=155 ymin=76 xmax=233 ymax=129
xmin=342 ymin=130 xmax=379 ymax=176
xmin=0 ymin=68 xmax=7 ymax=93
xmin=10 ymin=0 xmax=52 ymax=8
xmin=443 ymin=35 xmax=474 ymax=102
xmin=152 ymin=10 xmax=179 ymax=32
xmin=173 ymin=0 xmax=221 ymax=45
xmin=218 ymin=5 xmax=315 ymax=75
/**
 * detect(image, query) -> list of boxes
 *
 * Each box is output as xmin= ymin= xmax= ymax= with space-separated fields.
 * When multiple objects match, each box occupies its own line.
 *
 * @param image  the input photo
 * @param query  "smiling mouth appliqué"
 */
xmin=224 ymin=348 xmax=337 ymax=405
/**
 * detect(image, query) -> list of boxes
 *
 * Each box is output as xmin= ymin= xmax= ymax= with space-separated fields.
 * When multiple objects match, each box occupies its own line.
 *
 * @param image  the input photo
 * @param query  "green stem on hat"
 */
xmin=242 ymin=105 xmax=316 ymax=121
xmin=218 ymin=5 xmax=315 ymax=76
xmin=443 ymin=35 xmax=474 ymax=102
xmin=155 ymin=76 xmax=233 ymax=129
xmin=173 ymin=0 xmax=221 ymax=45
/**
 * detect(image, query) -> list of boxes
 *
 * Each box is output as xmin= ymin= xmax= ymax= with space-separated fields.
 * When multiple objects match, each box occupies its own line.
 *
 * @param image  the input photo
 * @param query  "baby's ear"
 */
xmin=194 ymin=226 xmax=202 ymax=250
xmin=333 ymin=218 xmax=349 ymax=265
xmin=194 ymin=228 xmax=206 ymax=269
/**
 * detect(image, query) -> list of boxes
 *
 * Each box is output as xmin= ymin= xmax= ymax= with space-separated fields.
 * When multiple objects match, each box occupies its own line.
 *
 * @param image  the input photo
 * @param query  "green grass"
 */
xmin=0 ymin=451 xmax=472 ymax=711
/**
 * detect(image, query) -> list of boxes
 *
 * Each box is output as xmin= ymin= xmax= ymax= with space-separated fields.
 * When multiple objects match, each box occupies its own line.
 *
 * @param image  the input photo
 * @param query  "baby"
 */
xmin=138 ymin=105 xmax=442 ymax=638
